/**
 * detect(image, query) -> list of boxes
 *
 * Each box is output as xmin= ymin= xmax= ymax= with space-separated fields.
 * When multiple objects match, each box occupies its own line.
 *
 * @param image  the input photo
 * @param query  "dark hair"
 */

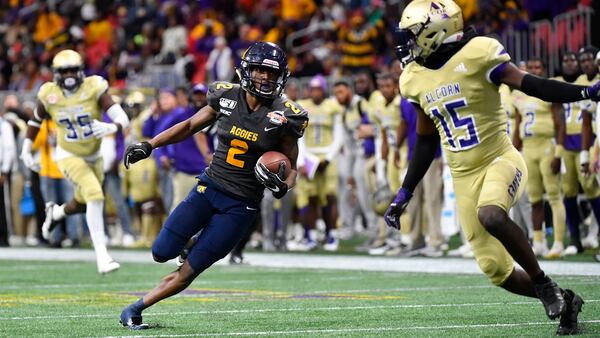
xmin=376 ymin=73 xmax=395 ymax=82
xmin=527 ymin=57 xmax=545 ymax=68
xmin=561 ymin=51 xmax=578 ymax=60
xmin=333 ymin=80 xmax=350 ymax=88
xmin=579 ymin=46 xmax=599 ymax=58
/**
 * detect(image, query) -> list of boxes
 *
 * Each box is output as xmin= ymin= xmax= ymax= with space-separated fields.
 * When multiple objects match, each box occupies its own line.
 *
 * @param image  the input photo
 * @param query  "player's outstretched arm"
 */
xmin=512 ymin=108 xmax=523 ymax=151
xmin=124 ymin=105 xmax=217 ymax=169
xmin=20 ymin=100 xmax=48 ymax=171
xmin=500 ymin=62 xmax=600 ymax=102
xmin=384 ymin=105 xmax=439 ymax=229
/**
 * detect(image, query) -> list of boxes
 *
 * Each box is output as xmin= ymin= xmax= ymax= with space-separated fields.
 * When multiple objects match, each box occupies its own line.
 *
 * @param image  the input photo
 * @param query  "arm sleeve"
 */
xmin=521 ymin=74 xmax=590 ymax=103
xmin=325 ymin=114 xmax=344 ymax=162
xmin=297 ymin=135 xmax=306 ymax=168
xmin=401 ymin=133 xmax=440 ymax=193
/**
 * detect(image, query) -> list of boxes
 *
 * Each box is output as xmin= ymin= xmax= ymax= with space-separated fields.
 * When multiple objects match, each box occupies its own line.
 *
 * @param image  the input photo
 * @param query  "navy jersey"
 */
xmin=204 ymin=82 xmax=308 ymax=203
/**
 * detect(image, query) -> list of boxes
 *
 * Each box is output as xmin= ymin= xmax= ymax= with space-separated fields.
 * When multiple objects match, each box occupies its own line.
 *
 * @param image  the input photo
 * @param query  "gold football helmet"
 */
xmin=396 ymin=0 xmax=463 ymax=65
xmin=52 ymin=49 xmax=85 ymax=91
xmin=125 ymin=91 xmax=145 ymax=106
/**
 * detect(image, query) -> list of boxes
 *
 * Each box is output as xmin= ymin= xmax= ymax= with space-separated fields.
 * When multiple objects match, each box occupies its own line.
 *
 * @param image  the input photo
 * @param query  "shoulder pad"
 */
xmin=281 ymin=99 xmax=308 ymax=117
xmin=84 ymin=75 xmax=109 ymax=100
xmin=279 ymin=98 xmax=308 ymax=138
xmin=37 ymin=82 xmax=59 ymax=109
xmin=207 ymin=82 xmax=239 ymax=111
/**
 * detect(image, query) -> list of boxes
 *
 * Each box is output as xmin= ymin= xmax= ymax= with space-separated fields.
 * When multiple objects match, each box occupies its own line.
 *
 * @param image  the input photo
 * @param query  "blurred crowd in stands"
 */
xmin=0 ymin=0 xmax=598 ymax=263
xmin=0 ymin=0 xmax=588 ymax=92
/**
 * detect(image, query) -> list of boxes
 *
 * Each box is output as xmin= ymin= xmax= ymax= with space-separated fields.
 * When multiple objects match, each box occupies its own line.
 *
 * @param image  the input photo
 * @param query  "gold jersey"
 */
xmin=553 ymin=75 xmax=583 ymax=135
xmin=499 ymin=84 xmax=515 ymax=137
xmin=37 ymin=76 xmax=108 ymax=157
xmin=369 ymin=92 xmax=402 ymax=147
xmin=400 ymin=36 xmax=511 ymax=176
xmin=512 ymin=90 xmax=554 ymax=139
xmin=297 ymin=98 xmax=341 ymax=150
xmin=575 ymin=73 xmax=600 ymax=134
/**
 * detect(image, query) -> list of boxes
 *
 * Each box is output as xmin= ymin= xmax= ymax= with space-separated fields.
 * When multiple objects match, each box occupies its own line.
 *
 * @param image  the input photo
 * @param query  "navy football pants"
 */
xmin=152 ymin=174 xmax=259 ymax=272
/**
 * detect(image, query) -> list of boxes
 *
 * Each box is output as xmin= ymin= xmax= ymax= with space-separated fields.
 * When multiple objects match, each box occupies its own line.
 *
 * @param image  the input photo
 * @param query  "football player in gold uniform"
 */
xmin=296 ymin=75 xmax=343 ymax=250
xmin=512 ymin=58 xmax=566 ymax=258
xmin=384 ymin=0 xmax=597 ymax=334
xmin=573 ymin=47 xmax=600 ymax=253
xmin=20 ymin=50 xmax=130 ymax=274
xmin=555 ymin=48 xmax=600 ymax=255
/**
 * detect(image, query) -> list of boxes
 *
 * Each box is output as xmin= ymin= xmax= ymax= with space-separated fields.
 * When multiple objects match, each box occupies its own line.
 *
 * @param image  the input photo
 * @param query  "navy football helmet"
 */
xmin=236 ymin=42 xmax=289 ymax=99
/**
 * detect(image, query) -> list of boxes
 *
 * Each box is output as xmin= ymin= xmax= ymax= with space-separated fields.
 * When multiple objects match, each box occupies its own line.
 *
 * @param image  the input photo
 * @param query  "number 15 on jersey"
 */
xmin=429 ymin=98 xmax=480 ymax=151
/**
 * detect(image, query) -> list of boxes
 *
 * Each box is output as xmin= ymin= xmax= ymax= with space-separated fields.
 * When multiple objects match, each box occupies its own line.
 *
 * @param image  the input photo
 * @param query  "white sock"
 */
xmin=86 ymin=200 xmax=111 ymax=263
xmin=52 ymin=204 xmax=66 ymax=221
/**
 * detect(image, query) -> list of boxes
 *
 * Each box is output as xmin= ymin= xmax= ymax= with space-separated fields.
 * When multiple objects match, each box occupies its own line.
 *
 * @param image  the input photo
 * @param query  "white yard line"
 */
xmin=106 ymin=320 xmax=600 ymax=337
xmin=1 ymin=300 xmax=599 ymax=321
xmin=2 ymin=247 xmax=600 ymax=276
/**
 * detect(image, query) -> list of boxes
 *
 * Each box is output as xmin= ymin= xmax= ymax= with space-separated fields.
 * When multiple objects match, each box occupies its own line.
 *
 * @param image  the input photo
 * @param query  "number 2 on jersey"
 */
xmin=429 ymin=98 xmax=480 ymax=151
xmin=226 ymin=139 xmax=248 ymax=168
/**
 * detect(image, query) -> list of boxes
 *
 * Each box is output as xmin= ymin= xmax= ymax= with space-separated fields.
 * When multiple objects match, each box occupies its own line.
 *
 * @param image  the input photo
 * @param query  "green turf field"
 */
xmin=0 ymin=259 xmax=599 ymax=337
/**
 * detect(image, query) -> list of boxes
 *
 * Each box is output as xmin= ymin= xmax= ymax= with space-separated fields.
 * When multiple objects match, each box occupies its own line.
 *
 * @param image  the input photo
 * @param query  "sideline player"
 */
xmin=557 ymin=48 xmax=600 ymax=254
xmin=512 ymin=58 xmax=566 ymax=258
xmin=296 ymin=75 xmax=343 ymax=251
xmin=119 ymin=41 xmax=308 ymax=329
xmin=20 ymin=50 xmax=129 ymax=274
xmin=385 ymin=0 xmax=596 ymax=334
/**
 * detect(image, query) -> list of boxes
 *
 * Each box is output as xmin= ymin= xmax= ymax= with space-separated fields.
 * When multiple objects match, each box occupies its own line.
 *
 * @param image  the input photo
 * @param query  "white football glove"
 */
xmin=90 ymin=120 xmax=118 ymax=139
xmin=20 ymin=138 xmax=40 ymax=172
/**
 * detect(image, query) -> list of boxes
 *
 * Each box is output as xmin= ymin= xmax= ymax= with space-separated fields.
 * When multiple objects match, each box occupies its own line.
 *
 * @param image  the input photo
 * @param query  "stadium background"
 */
xmin=0 ymin=0 xmax=599 ymax=253
xmin=1 ymin=1 xmax=600 ymax=337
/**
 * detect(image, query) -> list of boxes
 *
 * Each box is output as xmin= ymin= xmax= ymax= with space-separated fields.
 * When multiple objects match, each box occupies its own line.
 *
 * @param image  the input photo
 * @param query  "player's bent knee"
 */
xmin=152 ymin=252 xmax=169 ymax=263
xmin=477 ymin=206 xmax=507 ymax=231
xmin=477 ymin=256 xmax=509 ymax=286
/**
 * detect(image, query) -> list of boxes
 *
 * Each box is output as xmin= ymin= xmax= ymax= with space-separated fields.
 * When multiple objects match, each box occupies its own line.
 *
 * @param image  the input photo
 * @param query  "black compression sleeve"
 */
xmin=521 ymin=74 xmax=589 ymax=103
xmin=401 ymin=133 xmax=440 ymax=193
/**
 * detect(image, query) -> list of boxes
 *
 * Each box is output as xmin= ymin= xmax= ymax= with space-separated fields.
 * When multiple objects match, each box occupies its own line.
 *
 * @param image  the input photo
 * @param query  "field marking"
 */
xmin=2 ymin=279 xmax=598 ymax=293
xmin=3 ymin=247 xmax=600 ymax=276
xmin=1 ymin=300 xmax=599 ymax=321
xmin=105 ymin=320 xmax=600 ymax=337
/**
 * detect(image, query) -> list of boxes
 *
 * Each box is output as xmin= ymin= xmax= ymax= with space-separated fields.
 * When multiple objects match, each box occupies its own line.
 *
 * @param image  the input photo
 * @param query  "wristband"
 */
xmin=553 ymin=144 xmax=564 ymax=158
xmin=580 ymin=150 xmax=590 ymax=164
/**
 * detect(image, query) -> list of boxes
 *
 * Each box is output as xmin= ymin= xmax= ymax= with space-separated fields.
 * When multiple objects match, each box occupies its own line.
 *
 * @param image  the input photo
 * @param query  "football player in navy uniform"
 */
xmin=119 ymin=42 xmax=308 ymax=329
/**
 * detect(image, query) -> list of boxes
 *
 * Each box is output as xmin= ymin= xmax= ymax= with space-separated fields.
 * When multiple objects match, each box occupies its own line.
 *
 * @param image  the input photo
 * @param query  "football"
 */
xmin=258 ymin=151 xmax=292 ymax=178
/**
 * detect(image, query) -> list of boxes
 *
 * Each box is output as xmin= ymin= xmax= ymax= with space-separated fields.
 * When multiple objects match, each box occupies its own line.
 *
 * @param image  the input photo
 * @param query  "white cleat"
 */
xmin=323 ymin=237 xmax=340 ymax=252
xmin=582 ymin=236 xmax=599 ymax=249
xmin=41 ymin=202 xmax=57 ymax=240
xmin=544 ymin=242 xmax=564 ymax=259
xmin=563 ymin=245 xmax=579 ymax=256
xmin=532 ymin=240 xmax=548 ymax=257
xmin=98 ymin=260 xmax=120 ymax=274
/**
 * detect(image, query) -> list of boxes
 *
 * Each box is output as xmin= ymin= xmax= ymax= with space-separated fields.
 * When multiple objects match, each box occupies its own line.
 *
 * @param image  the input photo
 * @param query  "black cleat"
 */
xmin=535 ymin=280 xmax=566 ymax=320
xmin=120 ymin=304 xmax=149 ymax=330
xmin=557 ymin=289 xmax=584 ymax=335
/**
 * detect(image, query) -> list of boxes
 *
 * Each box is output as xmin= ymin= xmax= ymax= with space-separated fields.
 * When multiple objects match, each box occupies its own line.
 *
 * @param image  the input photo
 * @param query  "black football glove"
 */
xmin=254 ymin=162 xmax=288 ymax=199
xmin=383 ymin=187 xmax=413 ymax=230
xmin=124 ymin=141 xmax=153 ymax=169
